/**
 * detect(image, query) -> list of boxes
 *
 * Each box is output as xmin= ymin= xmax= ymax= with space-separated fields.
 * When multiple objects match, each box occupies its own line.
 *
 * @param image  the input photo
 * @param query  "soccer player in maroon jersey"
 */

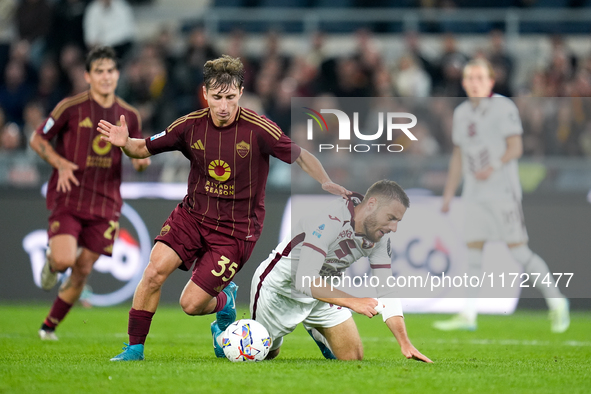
xmin=99 ymin=55 xmax=349 ymax=361
xmin=30 ymin=46 xmax=151 ymax=341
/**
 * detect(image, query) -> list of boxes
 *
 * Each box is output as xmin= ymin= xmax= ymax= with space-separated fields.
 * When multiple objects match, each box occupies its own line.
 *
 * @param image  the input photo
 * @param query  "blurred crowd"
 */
xmin=2 ymin=0 xmax=591 ymax=169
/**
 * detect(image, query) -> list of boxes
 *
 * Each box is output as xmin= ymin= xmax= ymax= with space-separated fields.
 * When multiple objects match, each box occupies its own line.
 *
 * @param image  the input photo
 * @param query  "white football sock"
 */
xmin=308 ymin=327 xmax=334 ymax=353
xmin=463 ymin=248 xmax=482 ymax=323
xmin=509 ymin=245 xmax=564 ymax=308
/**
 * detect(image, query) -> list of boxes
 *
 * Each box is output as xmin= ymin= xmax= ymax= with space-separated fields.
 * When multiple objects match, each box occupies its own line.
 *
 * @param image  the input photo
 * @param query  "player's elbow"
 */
xmin=29 ymin=133 xmax=39 ymax=150
xmin=294 ymin=148 xmax=310 ymax=167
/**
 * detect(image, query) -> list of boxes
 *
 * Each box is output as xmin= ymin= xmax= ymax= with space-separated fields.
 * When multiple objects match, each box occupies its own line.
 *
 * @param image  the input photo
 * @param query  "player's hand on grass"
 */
xmin=98 ymin=115 xmax=130 ymax=148
xmin=56 ymin=158 xmax=79 ymax=193
xmin=348 ymin=297 xmax=380 ymax=318
xmin=322 ymin=181 xmax=352 ymax=198
xmin=400 ymin=343 xmax=433 ymax=363
xmin=132 ymin=158 xmax=151 ymax=172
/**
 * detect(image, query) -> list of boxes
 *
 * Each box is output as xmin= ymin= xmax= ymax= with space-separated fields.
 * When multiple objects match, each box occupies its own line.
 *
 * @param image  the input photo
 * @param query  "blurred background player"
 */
xmin=98 ymin=55 xmax=350 ymax=361
xmin=30 ymin=46 xmax=150 ymax=340
xmin=433 ymin=59 xmax=570 ymax=333
xmin=242 ymin=180 xmax=431 ymax=362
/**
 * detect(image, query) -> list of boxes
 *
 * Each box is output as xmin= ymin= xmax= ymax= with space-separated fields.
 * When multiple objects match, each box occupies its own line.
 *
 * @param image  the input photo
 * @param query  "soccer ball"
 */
xmin=221 ymin=319 xmax=272 ymax=362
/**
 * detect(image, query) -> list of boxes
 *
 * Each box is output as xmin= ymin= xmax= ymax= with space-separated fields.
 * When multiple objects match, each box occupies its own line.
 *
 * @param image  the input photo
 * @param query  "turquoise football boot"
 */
xmin=110 ymin=343 xmax=145 ymax=361
xmin=307 ymin=329 xmax=336 ymax=360
xmin=216 ymin=282 xmax=238 ymax=331
xmin=210 ymin=320 xmax=225 ymax=358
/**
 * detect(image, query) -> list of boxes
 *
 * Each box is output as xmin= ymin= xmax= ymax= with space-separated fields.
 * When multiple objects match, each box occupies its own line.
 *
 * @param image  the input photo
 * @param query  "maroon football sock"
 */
xmin=128 ymin=308 xmax=155 ymax=345
xmin=212 ymin=291 xmax=228 ymax=313
xmin=43 ymin=296 xmax=73 ymax=330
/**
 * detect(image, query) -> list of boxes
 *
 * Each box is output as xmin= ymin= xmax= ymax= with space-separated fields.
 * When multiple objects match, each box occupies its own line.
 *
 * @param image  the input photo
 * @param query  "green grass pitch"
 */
xmin=1 ymin=304 xmax=590 ymax=394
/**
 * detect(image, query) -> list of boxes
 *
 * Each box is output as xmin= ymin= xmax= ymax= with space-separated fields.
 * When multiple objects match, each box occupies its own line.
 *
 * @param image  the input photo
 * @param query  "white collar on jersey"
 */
xmin=470 ymin=93 xmax=502 ymax=114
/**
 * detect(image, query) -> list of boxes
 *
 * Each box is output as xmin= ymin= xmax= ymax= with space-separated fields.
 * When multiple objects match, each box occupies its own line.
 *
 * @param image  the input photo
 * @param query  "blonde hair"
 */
xmin=463 ymin=58 xmax=495 ymax=80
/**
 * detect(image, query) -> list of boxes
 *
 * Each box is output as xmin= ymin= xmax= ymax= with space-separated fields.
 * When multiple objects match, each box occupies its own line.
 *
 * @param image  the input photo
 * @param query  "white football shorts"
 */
xmin=250 ymin=281 xmax=351 ymax=351
xmin=464 ymin=199 xmax=529 ymax=244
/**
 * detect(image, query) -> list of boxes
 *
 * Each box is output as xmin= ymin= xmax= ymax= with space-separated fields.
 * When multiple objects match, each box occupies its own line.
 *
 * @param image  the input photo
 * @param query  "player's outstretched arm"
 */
xmin=295 ymin=148 xmax=351 ymax=197
xmin=441 ymin=145 xmax=462 ymax=213
xmin=29 ymin=132 xmax=79 ymax=193
xmin=386 ymin=316 xmax=433 ymax=363
xmin=296 ymin=245 xmax=379 ymax=318
xmin=97 ymin=115 xmax=151 ymax=159
xmin=312 ymin=285 xmax=381 ymax=319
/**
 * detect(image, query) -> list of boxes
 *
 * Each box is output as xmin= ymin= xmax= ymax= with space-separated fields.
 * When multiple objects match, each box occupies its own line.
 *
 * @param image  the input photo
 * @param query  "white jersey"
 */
xmin=255 ymin=194 xmax=392 ymax=303
xmin=452 ymin=94 xmax=523 ymax=202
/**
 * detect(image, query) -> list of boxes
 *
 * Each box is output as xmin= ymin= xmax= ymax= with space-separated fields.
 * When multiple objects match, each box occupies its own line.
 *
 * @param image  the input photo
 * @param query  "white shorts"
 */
xmin=250 ymin=283 xmax=352 ymax=352
xmin=464 ymin=199 xmax=529 ymax=244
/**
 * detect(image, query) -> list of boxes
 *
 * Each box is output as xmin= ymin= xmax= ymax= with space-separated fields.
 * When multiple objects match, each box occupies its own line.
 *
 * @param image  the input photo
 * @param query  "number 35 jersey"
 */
xmin=254 ymin=193 xmax=392 ymax=302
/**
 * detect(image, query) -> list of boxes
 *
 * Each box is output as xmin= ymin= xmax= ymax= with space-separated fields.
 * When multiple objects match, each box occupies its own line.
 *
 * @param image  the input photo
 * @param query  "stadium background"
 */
xmin=0 ymin=0 xmax=590 ymax=311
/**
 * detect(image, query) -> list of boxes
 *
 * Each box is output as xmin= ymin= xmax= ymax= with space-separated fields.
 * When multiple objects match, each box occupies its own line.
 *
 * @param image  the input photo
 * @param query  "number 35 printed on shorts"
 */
xmin=211 ymin=256 xmax=238 ymax=282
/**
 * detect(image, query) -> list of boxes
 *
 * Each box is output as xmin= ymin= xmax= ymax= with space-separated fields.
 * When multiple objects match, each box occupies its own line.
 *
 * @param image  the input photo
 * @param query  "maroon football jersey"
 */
xmin=146 ymin=107 xmax=302 ymax=241
xmin=35 ymin=91 xmax=142 ymax=219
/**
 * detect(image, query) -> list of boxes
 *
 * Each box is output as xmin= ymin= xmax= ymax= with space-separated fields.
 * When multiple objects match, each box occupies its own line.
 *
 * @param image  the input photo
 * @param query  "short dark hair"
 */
xmin=85 ymin=46 xmax=118 ymax=72
xmin=203 ymin=54 xmax=245 ymax=92
xmin=365 ymin=179 xmax=410 ymax=208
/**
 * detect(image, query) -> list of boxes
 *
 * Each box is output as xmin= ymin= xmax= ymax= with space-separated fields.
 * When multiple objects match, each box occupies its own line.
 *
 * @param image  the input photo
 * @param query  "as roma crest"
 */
xmin=50 ymin=221 xmax=60 ymax=234
xmin=160 ymin=224 xmax=171 ymax=236
xmin=236 ymin=141 xmax=250 ymax=158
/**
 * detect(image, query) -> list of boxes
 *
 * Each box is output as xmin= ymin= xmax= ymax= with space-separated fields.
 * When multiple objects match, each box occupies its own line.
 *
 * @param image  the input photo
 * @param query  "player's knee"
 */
xmin=179 ymin=296 xmax=207 ymax=316
xmin=143 ymin=264 xmax=167 ymax=289
xmin=51 ymin=254 xmax=75 ymax=271
xmin=67 ymin=273 xmax=87 ymax=289
xmin=72 ymin=261 xmax=94 ymax=278
xmin=180 ymin=304 xmax=206 ymax=316
xmin=509 ymin=244 xmax=534 ymax=264
xmin=466 ymin=241 xmax=484 ymax=250
xmin=265 ymin=348 xmax=280 ymax=360
xmin=337 ymin=346 xmax=363 ymax=361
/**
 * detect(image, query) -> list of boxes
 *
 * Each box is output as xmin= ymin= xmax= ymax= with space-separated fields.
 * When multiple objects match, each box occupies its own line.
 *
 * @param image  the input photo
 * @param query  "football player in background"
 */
xmin=30 ymin=46 xmax=151 ymax=340
xmin=242 ymin=179 xmax=431 ymax=362
xmin=98 ymin=55 xmax=350 ymax=361
xmin=433 ymin=59 xmax=570 ymax=332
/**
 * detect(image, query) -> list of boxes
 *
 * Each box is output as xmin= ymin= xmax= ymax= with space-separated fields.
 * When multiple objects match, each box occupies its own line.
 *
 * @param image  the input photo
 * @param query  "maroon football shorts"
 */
xmin=155 ymin=203 xmax=256 ymax=297
xmin=47 ymin=205 xmax=119 ymax=256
